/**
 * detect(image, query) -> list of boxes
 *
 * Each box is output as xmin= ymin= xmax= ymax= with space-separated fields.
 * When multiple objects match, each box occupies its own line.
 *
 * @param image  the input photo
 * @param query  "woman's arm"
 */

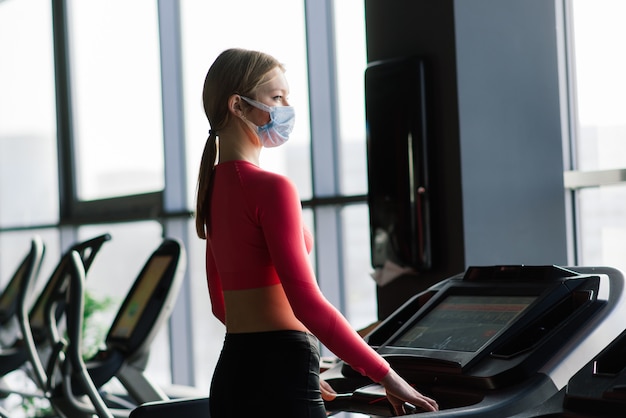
xmin=260 ymin=175 xmax=389 ymax=381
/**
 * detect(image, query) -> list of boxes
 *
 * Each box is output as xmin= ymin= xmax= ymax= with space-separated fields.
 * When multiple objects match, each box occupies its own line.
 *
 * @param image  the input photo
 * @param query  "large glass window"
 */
xmin=0 ymin=0 xmax=58 ymax=228
xmin=335 ymin=0 xmax=369 ymax=196
xmin=577 ymin=186 xmax=626 ymax=273
xmin=570 ymin=0 xmax=626 ymax=274
xmin=334 ymin=0 xmax=377 ymax=334
xmin=67 ymin=0 xmax=164 ymax=201
xmin=1 ymin=1 xmax=377 ymax=403
xmin=571 ymin=0 xmax=626 ymax=171
xmin=342 ymin=205 xmax=377 ymax=330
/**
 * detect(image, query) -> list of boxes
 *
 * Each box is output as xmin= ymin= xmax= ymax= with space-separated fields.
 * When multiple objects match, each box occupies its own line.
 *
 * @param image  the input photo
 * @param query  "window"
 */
xmin=342 ymin=205 xmax=378 ymax=329
xmin=569 ymin=0 xmax=626 ymax=274
xmin=67 ymin=0 xmax=164 ymax=201
xmin=571 ymin=0 xmax=626 ymax=171
xmin=335 ymin=0 xmax=369 ymax=196
xmin=333 ymin=0 xmax=377 ymax=331
xmin=0 ymin=0 xmax=58 ymax=228
xmin=1 ymin=1 xmax=376 ymax=404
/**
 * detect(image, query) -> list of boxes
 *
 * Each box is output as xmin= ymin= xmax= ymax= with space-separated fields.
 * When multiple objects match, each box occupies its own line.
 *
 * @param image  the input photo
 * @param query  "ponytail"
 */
xmin=195 ymin=131 xmax=218 ymax=239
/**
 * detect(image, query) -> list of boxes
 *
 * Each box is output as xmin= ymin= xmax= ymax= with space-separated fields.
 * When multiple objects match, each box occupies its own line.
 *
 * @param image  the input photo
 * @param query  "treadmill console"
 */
xmin=108 ymin=254 xmax=174 ymax=342
xmin=323 ymin=265 xmax=625 ymax=417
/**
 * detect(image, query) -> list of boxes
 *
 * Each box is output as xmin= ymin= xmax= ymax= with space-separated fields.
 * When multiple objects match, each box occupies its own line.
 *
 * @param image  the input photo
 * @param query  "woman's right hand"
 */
xmin=379 ymin=369 xmax=438 ymax=415
xmin=320 ymin=379 xmax=337 ymax=401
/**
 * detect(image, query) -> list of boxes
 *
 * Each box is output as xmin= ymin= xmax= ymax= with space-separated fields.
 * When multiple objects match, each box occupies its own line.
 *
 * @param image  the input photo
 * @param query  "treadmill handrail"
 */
xmin=0 ymin=235 xmax=45 ymax=326
xmin=48 ymin=254 xmax=136 ymax=418
xmin=60 ymin=250 xmax=114 ymax=418
xmin=17 ymin=234 xmax=111 ymax=393
xmin=12 ymin=237 xmax=46 ymax=389
xmin=28 ymin=233 xmax=112 ymax=338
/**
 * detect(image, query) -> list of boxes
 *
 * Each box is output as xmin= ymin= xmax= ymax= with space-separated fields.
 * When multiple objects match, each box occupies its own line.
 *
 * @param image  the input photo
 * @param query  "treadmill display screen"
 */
xmin=108 ymin=255 xmax=172 ymax=339
xmin=391 ymin=295 xmax=535 ymax=352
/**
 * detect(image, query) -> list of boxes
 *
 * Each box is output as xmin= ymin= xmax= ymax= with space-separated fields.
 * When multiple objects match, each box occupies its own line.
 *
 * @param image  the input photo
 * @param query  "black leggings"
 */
xmin=209 ymin=330 xmax=327 ymax=418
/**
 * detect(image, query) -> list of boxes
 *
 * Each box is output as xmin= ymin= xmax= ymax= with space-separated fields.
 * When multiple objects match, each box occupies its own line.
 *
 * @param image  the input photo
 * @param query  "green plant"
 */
xmin=20 ymin=396 xmax=53 ymax=417
xmin=81 ymin=290 xmax=116 ymax=360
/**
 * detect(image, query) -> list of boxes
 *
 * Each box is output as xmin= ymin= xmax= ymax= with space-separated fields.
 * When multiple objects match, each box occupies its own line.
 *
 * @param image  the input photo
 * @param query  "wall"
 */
xmin=365 ymin=0 xmax=569 ymax=317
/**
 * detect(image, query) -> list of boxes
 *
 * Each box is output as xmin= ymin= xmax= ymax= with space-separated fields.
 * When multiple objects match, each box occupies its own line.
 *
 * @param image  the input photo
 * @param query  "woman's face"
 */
xmin=244 ymin=66 xmax=290 ymax=125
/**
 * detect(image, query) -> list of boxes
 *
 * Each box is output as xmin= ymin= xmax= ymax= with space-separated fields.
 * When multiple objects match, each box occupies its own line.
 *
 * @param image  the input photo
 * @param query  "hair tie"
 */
xmin=209 ymin=129 xmax=217 ymax=136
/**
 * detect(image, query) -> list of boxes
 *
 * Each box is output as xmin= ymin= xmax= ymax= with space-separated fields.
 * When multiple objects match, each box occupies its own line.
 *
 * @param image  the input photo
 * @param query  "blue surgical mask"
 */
xmin=240 ymin=96 xmax=295 ymax=148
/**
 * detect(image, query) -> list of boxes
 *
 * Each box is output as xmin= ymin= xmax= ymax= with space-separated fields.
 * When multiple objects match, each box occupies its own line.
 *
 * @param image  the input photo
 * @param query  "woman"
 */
xmin=196 ymin=48 xmax=438 ymax=417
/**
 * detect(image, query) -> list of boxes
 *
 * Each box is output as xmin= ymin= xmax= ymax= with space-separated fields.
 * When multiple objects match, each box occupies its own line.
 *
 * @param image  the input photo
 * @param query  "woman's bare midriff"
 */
xmin=223 ymin=283 xmax=308 ymax=334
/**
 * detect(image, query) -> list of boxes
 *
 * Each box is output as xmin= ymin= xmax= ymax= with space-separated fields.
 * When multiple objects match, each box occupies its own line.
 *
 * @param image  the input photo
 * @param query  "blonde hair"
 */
xmin=195 ymin=48 xmax=283 ymax=239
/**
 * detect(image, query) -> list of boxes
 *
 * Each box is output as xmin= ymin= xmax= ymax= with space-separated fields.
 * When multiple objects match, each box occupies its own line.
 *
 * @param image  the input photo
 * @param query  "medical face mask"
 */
xmin=240 ymin=96 xmax=295 ymax=148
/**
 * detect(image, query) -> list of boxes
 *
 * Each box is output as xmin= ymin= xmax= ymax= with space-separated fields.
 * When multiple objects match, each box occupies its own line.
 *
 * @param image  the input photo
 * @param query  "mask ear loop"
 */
xmin=232 ymin=95 xmax=264 ymax=147
xmin=240 ymin=95 xmax=274 ymax=113
xmin=239 ymin=96 xmax=274 ymax=134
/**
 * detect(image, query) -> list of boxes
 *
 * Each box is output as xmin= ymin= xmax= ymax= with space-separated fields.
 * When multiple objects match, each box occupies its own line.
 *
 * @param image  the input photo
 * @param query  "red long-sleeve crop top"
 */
xmin=205 ymin=160 xmax=390 ymax=382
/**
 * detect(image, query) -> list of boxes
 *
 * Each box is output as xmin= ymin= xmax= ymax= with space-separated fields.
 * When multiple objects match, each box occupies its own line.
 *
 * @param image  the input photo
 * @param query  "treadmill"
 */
xmin=321 ymin=265 xmax=626 ymax=417
xmin=47 ymin=238 xmax=201 ymax=418
xmin=128 ymin=264 xmax=626 ymax=418
xmin=512 ymin=322 xmax=626 ymax=417
xmin=0 ymin=234 xmax=111 ymax=396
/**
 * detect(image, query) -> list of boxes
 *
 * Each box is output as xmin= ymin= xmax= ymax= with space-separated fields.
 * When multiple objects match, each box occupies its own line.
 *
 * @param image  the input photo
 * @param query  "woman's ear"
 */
xmin=228 ymin=94 xmax=245 ymax=117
